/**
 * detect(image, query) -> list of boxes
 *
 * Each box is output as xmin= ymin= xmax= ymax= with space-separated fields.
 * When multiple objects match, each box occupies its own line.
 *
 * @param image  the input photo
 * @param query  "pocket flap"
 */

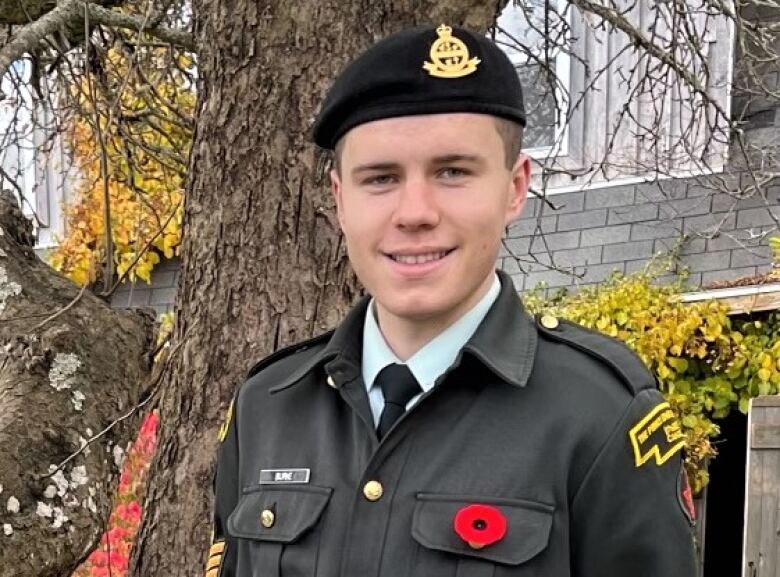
xmin=412 ymin=493 xmax=554 ymax=565
xmin=227 ymin=485 xmax=333 ymax=543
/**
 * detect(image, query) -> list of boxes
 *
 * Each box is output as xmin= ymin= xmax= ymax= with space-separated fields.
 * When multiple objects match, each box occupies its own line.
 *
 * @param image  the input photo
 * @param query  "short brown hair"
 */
xmin=494 ymin=117 xmax=524 ymax=170
xmin=332 ymin=117 xmax=524 ymax=173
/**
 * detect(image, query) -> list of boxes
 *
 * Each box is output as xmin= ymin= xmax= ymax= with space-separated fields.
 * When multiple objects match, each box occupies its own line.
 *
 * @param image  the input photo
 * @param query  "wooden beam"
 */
xmin=752 ymin=424 xmax=780 ymax=449
xmin=719 ymin=290 xmax=780 ymax=315
xmin=679 ymin=283 xmax=780 ymax=315
xmin=753 ymin=396 xmax=780 ymax=408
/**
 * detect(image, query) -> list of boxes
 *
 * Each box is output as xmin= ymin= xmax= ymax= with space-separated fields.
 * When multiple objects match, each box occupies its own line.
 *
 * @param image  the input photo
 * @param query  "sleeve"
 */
xmin=570 ymin=388 xmax=698 ymax=577
xmin=205 ymin=397 xmax=240 ymax=577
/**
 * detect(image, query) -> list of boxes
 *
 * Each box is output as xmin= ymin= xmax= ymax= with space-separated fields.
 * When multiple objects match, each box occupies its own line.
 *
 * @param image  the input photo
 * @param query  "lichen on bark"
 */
xmin=0 ymin=191 xmax=155 ymax=577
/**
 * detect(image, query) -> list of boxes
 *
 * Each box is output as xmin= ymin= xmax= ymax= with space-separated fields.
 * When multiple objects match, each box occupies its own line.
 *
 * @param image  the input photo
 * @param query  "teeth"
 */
xmin=392 ymin=251 xmax=447 ymax=264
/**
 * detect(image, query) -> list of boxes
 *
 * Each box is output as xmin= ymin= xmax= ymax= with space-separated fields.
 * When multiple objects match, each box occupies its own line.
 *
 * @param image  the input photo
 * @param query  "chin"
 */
xmin=378 ymin=293 xmax=453 ymax=322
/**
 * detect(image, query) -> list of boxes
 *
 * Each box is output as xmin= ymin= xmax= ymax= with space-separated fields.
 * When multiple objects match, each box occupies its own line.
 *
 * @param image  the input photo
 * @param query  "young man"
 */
xmin=206 ymin=25 xmax=697 ymax=577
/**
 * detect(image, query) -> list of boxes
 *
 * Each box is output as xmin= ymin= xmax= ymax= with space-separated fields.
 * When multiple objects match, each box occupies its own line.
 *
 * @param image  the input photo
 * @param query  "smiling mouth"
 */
xmin=387 ymin=249 xmax=454 ymax=264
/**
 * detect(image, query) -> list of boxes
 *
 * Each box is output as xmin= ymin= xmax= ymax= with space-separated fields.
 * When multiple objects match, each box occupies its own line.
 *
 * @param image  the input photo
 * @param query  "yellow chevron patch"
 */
xmin=629 ymin=402 xmax=685 ymax=467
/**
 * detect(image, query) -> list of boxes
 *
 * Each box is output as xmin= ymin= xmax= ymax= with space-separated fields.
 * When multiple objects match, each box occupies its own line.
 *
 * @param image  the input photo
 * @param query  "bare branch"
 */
xmin=0 ymin=0 xmax=194 ymax=91
xmin=0 ymin=1 xmax=81 ymax=99
xmin=85 ymin=1 xmax=194 ymax=51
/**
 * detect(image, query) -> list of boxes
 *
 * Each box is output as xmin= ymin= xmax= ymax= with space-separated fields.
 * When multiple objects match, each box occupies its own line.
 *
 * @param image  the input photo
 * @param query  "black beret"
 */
xmin=312 ymin=24 xmax=525 ymax=150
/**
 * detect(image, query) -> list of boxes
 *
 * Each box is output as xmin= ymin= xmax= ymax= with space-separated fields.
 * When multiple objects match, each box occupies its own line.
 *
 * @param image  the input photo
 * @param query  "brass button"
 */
xmin=260 ymin=509 xmax=275 ymax=528
xmin=363 ymin=480 xmax=383 ymax=502
xmin=540 ymin=315 xmax=559 ymax=330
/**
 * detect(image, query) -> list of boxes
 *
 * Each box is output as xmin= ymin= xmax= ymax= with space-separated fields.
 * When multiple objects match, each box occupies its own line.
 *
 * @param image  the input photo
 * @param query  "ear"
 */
xmin=505 ymin=153 xmax=530 ymax=226
xmin=330 ymin=168 xmax=346 ymax=230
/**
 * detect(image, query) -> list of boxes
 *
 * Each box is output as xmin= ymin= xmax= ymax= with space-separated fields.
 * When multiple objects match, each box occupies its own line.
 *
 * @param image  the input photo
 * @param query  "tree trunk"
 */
xmin=0 ymin=192 xmax=155 ymax=576
xmin=131 ymin=1 xmax=499 ymax=574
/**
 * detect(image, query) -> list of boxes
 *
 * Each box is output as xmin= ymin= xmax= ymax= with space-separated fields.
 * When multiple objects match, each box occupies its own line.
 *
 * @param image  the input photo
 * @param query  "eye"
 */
xmin=439 ymin=167 xmax=470 ymax=179
xmin=363 ymin=174 xmax=397 ymax=186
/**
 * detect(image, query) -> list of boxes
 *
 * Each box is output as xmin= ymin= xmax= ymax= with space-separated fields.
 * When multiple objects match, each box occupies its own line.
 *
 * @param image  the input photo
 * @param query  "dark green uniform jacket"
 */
xmin=208 ymin=271 xmax=697 ymax=577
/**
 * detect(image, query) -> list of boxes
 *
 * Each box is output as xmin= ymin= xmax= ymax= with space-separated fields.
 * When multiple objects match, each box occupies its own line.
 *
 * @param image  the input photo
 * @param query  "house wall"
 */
xmin=110 ymin=257 xmax=180 ymax=315
xmin=503 ymin=45 xmax=780 ymax=295
xmin=502 ymin=175 xmax=778 ymax=294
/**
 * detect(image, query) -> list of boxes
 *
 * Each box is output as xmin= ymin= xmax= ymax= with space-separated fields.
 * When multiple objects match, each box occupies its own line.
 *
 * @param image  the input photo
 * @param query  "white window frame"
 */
xmin=497 ymin=0 xmax=735 ymax=195
xmin=1 ymin=65 xmax=37 ymax=221
xmin=494 ymin=0 xmax=571 ymax=160
xmin=1 ymin=66 xmax=70 ymax=250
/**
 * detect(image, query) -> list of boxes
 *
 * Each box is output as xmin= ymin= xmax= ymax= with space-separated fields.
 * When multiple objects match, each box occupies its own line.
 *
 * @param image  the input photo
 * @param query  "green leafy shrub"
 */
xmin=524 ymin=259 xmax=780 ymax=494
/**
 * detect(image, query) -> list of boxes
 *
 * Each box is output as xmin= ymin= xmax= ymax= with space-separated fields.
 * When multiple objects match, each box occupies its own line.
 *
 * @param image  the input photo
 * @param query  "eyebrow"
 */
xmin=430 ymin=154 xmax=482 ymax=164
xmin=351 ymin=154 xmax=483 ymax=177
xmin=351 ymin=162 xmax=401 ymax=177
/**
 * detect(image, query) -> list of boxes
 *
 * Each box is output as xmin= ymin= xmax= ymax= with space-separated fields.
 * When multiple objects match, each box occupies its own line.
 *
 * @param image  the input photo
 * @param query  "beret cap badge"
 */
xmin=423 ymin=24 xmax=480 ymax=79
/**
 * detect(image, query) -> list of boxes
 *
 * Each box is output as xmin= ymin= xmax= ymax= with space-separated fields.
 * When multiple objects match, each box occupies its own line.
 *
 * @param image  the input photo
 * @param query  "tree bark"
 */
xmin=0 ymin=192 xmax=155 ymax=576
xmin=132 ymin=1 xmax=500 ymax=575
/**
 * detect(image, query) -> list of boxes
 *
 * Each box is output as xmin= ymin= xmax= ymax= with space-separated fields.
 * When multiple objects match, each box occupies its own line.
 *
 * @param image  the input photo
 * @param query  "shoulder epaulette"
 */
xmin=535 ymin=314 xmax=656 ymax=396
xmin=245 ymin=330 xmax=334 ymax=380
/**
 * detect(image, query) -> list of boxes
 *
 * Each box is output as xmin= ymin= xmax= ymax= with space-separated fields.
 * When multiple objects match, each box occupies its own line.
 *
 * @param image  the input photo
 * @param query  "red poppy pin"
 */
xmin=453 ymin=504 xmax=507 ymax=550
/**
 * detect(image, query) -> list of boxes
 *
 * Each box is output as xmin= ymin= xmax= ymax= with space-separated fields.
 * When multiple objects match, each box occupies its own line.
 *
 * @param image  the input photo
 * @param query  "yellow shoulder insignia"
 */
xmin=629 ymin=402 xmax=685 ymax=467
xmin=218 ymin=399 xmax=234 ymax=443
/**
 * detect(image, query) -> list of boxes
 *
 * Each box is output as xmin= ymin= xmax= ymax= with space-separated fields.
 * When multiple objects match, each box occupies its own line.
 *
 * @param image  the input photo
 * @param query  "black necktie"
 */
xmin=375 ymin=364 xmax=421 ymax=439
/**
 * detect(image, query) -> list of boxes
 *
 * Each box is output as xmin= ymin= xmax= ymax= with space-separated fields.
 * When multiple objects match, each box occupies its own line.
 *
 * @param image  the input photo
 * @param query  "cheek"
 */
xmin=468 ymin=211 xmax=509 ymax=257
xmin=342 ymin=194 xmax=394 ymax=233
xmin=340 ymin=205 xmax=380 ymax=249
xmin=338 ymin=194 xmax=364 ymax=229
xmin=456 ymin=204 xmax=507 ymax=241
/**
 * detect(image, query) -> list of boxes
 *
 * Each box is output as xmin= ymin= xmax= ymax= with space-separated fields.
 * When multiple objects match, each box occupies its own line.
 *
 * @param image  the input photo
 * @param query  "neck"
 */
xmin=374 ymin=273 xmax=496 ymax=361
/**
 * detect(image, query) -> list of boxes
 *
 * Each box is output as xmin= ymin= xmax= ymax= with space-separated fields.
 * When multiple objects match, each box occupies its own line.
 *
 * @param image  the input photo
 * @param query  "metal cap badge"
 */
xmin=423 ymin=24 xmax=480 ymax=78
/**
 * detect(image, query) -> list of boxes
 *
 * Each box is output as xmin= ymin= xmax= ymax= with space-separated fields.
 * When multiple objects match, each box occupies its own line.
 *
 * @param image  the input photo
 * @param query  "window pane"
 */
xmin=494 ymin=1 xmax=564 ymax=150
xmin=495 ymin=0 xmax=549 ymax=57
xmin=516 ymin=63 xmax=557 ymax=149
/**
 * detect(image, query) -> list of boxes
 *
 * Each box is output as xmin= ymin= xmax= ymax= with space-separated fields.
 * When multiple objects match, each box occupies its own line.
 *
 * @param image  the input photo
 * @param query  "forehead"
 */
xmin=338 ymin=113 xmax=503 ymax=162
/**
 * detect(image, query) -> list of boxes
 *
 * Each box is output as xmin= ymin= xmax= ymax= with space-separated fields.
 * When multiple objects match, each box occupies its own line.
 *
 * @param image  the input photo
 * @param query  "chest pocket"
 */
xmin=411 ymin=493 xmax=554 ymax=577
xmin=227 ymin=484 xmax=332 ymax=577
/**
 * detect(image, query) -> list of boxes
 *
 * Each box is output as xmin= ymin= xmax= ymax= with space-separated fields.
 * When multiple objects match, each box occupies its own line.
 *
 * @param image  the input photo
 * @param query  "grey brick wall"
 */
xmin=110 ymin=257 xmax=180 ymax=315
xmin=501 ymin=176 xmax=778 ymax=294
xmin=499 ymin=47 xmax=780 ymax=296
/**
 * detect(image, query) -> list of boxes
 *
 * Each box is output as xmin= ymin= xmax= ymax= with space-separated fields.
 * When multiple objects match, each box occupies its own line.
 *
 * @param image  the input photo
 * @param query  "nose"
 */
xmin=391 ymin=176 xmax=441 ymax=230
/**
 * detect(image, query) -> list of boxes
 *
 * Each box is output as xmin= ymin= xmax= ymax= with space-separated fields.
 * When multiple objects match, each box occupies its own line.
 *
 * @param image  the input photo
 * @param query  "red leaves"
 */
xmin=73 ymin=412 xmax=160 ymax=577
xmin=453 ymin=504 xmax=508 ymax=550
xmin=89 ymin=550 xmax=129 ymax=573
xmin=115 ymin=501 xmax=142 ymax=524
xmin=104 ymin=527 xmax=129 ymax=546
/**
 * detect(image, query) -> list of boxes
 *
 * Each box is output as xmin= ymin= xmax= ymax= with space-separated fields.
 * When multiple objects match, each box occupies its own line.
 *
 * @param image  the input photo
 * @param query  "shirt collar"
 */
xmin=362 ymin=274 xmax=501 ymax=393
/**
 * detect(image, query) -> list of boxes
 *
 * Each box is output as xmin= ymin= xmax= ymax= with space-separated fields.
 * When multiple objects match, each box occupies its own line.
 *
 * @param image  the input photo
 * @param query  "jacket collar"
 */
xmin=461 ymin=269 xmax=537 ymax=387
xmin=269 ymin=296 xmax=368 ymax=393
xmin=271 ymin=269 xmax=537 ymax=392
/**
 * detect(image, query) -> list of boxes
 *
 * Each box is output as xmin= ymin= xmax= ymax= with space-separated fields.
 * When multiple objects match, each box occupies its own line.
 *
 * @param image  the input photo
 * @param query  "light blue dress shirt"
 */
xmin=361 ymin=273 xmax=501 ymax=426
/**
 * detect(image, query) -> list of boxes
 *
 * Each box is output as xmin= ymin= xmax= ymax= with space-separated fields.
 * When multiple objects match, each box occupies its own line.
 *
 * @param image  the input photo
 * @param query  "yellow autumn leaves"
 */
xmin=771 ymin=236 xmax=780 ymax=279
xmin=49 ymin=43 xmax=194 ymax=286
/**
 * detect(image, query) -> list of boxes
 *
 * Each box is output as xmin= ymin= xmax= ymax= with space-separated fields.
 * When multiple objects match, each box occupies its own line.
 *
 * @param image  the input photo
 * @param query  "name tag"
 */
xmin=259 ymin=468 xmax=311 ymax=484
